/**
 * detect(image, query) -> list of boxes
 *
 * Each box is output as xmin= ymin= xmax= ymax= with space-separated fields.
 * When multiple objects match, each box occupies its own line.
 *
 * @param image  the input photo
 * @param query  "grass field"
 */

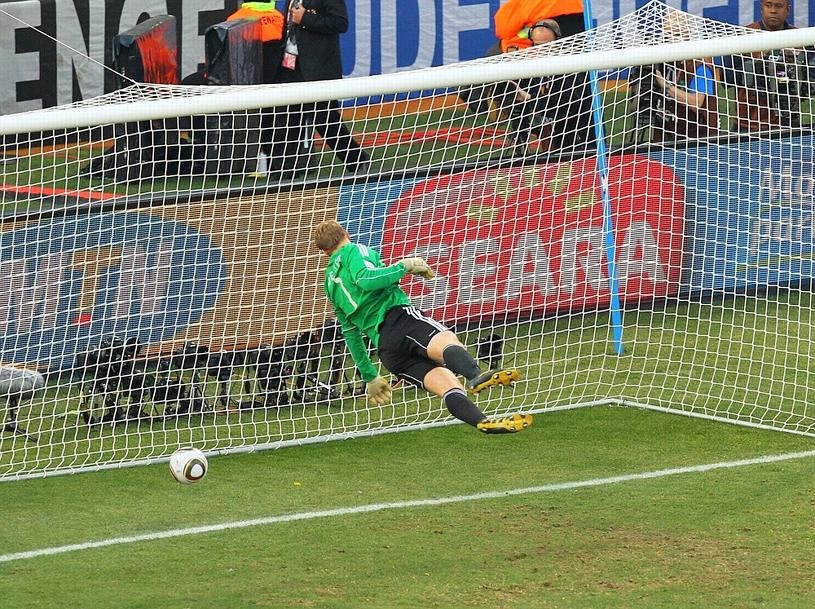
xmin=1 ymin=405 xmax=814 ymax=609
xmin=2 ymin=290 xmax=815 ymax=602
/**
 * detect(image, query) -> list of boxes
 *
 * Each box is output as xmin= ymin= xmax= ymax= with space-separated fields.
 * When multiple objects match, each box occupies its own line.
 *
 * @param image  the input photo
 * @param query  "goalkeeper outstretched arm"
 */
xmin=333 ymin=311 xmax=392 ymax=406
xmin=346 ymin=245 xmax=435 ymax=291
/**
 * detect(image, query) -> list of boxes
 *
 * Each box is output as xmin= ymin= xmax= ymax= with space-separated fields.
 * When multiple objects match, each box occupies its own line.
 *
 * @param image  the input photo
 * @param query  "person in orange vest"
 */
xmin=228 ymin=2 xmax=284 ymax=42
xmin=227 ymin=2 xmax=285 ymax=83
xmin=494 ymin=0 xmax=583 ymax=52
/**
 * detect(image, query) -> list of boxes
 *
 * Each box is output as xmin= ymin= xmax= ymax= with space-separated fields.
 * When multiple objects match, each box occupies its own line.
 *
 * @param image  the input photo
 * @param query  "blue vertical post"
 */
xmin=583 ymin=1 xmax=625 ymax=355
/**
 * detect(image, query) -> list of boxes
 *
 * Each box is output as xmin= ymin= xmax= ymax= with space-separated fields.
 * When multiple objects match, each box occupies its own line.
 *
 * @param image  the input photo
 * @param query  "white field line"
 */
xmin=2 ymin=449 xmax=813 ymax=564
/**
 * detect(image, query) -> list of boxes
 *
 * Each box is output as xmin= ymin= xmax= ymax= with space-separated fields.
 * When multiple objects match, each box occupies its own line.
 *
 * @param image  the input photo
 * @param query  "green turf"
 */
xmin=1 ymin=406 xmax=813 ymax=609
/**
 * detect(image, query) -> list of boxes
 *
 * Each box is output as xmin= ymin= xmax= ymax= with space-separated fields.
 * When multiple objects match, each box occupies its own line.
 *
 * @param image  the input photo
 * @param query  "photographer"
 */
xmin=487 ymin=20 xmax=565 ymax=150
xmin=722 ymin=0 xmax=812 ymax=131
xmin=516 ymin=20 xmax=596 ymax=154
xmin=628 ymin=9 xmax=718 ymax=143
xmin=651 ymin=59 xmax=719 ymax=140
xmin=459 ymin=18 xmax=595 ymax=155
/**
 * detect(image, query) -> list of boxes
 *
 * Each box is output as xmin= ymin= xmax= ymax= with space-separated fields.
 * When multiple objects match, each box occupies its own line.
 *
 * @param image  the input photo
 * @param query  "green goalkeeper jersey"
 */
xmin=324 ymin=242 xmax=411 ymax=382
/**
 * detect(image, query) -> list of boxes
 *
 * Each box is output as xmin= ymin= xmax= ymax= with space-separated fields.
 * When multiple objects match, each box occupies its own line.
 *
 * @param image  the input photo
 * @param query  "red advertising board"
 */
xmin=381 ymin=154 xmax=685 ymax=323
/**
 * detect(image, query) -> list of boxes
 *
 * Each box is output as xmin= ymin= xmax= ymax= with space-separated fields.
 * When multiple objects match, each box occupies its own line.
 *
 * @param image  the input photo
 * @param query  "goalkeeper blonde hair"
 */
xmin=313 ymin=220 xmax=347 ymax=254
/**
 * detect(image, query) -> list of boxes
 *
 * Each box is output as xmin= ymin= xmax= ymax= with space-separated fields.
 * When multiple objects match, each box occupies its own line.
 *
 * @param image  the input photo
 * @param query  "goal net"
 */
xmin=1 ymin=1 xmax=814 ymax=480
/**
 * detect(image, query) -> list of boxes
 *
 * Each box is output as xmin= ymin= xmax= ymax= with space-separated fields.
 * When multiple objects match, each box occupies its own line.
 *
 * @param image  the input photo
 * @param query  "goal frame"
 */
xmin=2 ymin=6 xmax=815 ymax=481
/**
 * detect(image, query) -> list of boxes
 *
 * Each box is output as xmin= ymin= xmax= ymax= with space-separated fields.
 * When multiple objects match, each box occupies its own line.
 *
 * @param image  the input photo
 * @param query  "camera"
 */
xmin=742 ymin=49 xmax=808 ymax=128
xmin=626 ymin=64 xmax=668 ymax=142
xmin=247 ymin=343 xmax=294 ymax=407
xmin=246 ymin=322 xmax=359 ymax=406
xmin=73 ymin=335 xmax=151 ymax=424
xmin=152 ymin=342 xmax=211 ymax=416
xmin=73 ymin=337 xmax=216 ymax=424
xmin=284 ymin=330 xmax=341 ymax=402
xmin=476 ymin=334 xmax=504 ymax=371
xmin=70 ymin=320 xmax=358 ymax=428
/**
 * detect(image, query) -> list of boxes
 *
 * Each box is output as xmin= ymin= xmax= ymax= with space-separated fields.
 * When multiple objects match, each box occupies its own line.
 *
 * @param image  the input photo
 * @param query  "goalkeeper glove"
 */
xmin=400 ymin=257 xmax=435 ymax=279
xmin=366 ymin=376 xmax=392 ymax=406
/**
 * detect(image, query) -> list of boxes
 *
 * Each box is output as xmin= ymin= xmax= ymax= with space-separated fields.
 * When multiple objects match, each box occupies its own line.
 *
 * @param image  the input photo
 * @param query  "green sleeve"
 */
xmin=347 ymin=246 xmax=407 ymax=292
xmin=335 ymin=308 xmax=379 ymax=383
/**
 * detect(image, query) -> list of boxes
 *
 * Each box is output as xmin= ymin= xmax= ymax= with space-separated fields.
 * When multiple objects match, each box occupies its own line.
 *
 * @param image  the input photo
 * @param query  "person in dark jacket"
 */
xmin=273 ymin=0 xmax=370 ymax=173
xmin=458 ymin=17 xmax=596 ymax=156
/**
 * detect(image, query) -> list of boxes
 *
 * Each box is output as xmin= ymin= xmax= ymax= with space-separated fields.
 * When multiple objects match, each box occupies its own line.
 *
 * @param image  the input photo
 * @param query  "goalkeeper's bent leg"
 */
xmin=436 ymin=338 xmax=521 ymax=394
xmin=442 ymin=388 xmax=485 ymax=426
xmin=425 ymin=367 xmax=483 ymax=427
xmin=427 ymin=368 xmax=532 ymax=433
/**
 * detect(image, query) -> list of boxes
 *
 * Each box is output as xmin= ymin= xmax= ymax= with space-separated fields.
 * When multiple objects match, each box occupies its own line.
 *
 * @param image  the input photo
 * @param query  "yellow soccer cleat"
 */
xmin=467 ymin=368 xmax=521 ymax=395
xmin=477 ymin=413 xmax=533 ymax=434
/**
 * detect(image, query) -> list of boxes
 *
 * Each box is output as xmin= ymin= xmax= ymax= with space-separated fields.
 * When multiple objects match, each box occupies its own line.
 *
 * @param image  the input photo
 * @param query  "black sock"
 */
xmin=443 ymin=388 xmax=485 ymax=427
xmin=442 ymin=345 xmax=482 ymax=380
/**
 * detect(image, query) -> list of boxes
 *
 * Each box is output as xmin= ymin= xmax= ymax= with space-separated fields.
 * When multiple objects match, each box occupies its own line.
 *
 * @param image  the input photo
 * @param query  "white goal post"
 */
xmin=1 ymin=1 xmax=815 ymax=480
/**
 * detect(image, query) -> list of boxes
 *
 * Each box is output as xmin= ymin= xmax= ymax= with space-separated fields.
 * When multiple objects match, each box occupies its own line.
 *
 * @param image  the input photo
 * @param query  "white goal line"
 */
xmin=2 ymin=448 xmax=813 ymax=565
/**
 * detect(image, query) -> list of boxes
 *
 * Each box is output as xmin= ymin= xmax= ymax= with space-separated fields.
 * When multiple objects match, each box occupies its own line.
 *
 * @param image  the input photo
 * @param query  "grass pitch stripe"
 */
xmin=3 ymin=449 xmax=813 ymax=564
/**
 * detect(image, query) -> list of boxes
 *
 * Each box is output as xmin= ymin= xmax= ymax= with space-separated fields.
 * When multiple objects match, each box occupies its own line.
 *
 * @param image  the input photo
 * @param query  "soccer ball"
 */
xmin=169 ymin=447 xmax=208 ymax=484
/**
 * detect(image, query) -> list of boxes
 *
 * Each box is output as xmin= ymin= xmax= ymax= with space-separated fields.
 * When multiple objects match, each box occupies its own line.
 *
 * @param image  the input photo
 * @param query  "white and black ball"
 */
xmin=169 ymin=447 xmax=208 ymax=484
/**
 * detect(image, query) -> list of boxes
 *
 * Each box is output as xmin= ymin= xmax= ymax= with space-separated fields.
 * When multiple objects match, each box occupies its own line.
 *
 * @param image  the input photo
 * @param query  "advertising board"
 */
xmin=650 ymin=135 xmax=815 ymax=292
xmin=0 ymin=191 xmax=336 ymax=368
xmin=340 ymin=155 xmax=686 ymax=323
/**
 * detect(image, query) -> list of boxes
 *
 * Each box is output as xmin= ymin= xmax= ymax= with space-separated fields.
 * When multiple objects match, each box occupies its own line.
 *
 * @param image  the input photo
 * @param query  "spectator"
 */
xmin=526 ymin=23 xmax=596 ymax=153
xmin=651 ymin=58 xmax=719 ymax=140
xmin=271 ymin=0 xmax=369 ymax=174
xmin=459 ymin=17 xmax=596 ymax=156
xmin=487 ymin=20 xmax=563 ymax=147
xmin=494 ymin=0 xmax=583 ymax=52
xmin=506 ymin=19 xmax=596 ymax=154
xmin=722 ymin=0 xmax=811 ymax=131
xmin=645 ymin=9 xmax=718 ymax=141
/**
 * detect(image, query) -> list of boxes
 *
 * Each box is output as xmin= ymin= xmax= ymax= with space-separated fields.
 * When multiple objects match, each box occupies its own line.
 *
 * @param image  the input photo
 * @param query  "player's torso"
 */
xmin=325 ymin=244 xmax=408 ymax=333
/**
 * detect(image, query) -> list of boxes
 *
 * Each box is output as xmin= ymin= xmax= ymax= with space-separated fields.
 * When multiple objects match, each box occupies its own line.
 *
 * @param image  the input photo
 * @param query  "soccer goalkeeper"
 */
xmin=312 ymin=220 xmax=532 ymax=434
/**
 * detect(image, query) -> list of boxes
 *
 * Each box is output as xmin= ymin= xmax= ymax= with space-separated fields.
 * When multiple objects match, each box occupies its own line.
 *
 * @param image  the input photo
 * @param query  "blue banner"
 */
xmin=648 ymin=135 xmax=815 ymax=292
xmin=339 ymin=0 xmax=815 ymax=78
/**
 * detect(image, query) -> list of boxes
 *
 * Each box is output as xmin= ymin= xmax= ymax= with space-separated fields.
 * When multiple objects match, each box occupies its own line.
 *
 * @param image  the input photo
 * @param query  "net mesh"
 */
xmin=1 ymin=0 xmax=814 ymax=480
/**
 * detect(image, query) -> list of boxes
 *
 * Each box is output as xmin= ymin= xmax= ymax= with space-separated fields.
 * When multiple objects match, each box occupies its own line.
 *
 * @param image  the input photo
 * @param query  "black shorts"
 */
xmin=378 ymin=305 xmax=449 ymax=388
